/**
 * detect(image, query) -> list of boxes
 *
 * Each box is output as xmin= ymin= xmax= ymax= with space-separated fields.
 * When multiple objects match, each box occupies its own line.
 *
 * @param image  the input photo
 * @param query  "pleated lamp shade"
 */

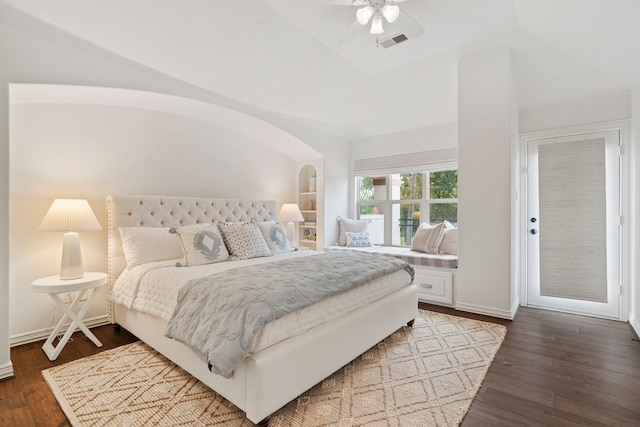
xmin=279 ymin=203 xmax=304 ymax=249
xmin=39 ymin=199 xmax=102 ymax=280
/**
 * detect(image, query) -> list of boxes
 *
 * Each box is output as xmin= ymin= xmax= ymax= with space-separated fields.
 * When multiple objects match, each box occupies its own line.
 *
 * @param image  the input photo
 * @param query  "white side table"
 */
xmin=30 ymin=272 xmax=108 ymax=361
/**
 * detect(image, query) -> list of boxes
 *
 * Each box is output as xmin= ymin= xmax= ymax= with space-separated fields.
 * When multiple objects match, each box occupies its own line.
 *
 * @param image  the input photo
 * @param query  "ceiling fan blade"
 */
xmin=338 ymin=19 xmax=363 ymax=45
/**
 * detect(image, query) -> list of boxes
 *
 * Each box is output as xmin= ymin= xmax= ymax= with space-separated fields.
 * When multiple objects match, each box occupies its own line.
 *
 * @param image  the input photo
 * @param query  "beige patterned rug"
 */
xmin=43 ymin=310 xmax=506 ymax=426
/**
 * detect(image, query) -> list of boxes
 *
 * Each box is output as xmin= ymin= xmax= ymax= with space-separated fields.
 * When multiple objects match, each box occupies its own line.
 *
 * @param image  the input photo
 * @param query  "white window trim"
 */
xmin=355 ymin=166 xmax=458 ymax=247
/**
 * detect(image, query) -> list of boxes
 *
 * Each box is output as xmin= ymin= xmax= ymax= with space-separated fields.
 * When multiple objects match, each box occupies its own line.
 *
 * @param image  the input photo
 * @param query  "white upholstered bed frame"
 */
xmin=107 ymin=194 xmax=418 ymax=425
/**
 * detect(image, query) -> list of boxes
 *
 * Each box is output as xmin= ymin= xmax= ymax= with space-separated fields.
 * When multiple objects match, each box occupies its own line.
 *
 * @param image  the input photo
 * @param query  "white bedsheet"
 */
xmin=109 ymin=250 xmax=413 ymax=353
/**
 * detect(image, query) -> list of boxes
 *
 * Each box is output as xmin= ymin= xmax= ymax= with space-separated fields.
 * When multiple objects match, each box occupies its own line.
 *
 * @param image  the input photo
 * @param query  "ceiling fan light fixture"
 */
xmin=381 ymin=4 xmax=399 ymax=23
xmin=370 ymin=16 xmax=384 ymax=34
xmin=356 ymin=6 xmax=374 ymax=25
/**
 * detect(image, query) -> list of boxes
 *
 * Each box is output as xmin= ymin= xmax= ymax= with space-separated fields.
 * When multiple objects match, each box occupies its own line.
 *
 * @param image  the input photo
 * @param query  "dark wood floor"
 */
xmin=1 ymin=306 xmax=639 ymax=426
xmin=0 ymin=325 xmax=139 ymax=427
xmin=424 ymin=304 xmax=640 ymax=427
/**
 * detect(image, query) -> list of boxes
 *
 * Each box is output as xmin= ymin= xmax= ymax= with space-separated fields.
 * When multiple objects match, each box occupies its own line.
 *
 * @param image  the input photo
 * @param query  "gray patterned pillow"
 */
xmin=172 ymin=223 xmax=230 ymax=266
xmin=258 ymin=221 xmax=292 ymax=255
xmin=217 ymin=222 xmax=272 ymax=260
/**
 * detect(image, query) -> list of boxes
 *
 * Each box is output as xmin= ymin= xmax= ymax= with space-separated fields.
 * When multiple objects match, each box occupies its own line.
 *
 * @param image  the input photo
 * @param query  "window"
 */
xmin=357 ymin=169 xmax=457 ymax=247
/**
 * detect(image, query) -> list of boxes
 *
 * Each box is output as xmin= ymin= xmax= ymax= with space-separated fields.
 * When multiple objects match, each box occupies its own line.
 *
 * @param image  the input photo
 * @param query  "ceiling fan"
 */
xmin=333 ymin=0 xmax=425 ymax=46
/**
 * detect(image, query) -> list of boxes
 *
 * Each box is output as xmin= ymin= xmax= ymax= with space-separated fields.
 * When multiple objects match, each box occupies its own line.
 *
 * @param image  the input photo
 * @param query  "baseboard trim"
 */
xmin=455 ymin=301 xmax=515 ymax=320
xmin=10 ymin=315 xmax=110 ymax=347
xmin=630 ymin=312 xmax=640 ymax=339
xmin=0 ymin=361 xmax=14 ymax=380
xmin=510 ymin=299 xmax=520 ymax=319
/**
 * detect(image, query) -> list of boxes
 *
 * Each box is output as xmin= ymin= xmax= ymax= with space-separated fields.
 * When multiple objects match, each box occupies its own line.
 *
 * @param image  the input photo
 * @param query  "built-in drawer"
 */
xmin=413 ymin=267 xmax=454 ymax=306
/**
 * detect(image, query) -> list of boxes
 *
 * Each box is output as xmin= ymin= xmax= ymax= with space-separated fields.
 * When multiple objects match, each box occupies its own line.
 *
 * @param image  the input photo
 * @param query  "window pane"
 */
xmin=391 ymin=173 xmax=422 ymax=200
xmin=392 ymin=203 xmax=420 ymax=246
xmin=431 ymin=203 xmax=458 ymax=226
xmin=358 ymin=176 xmax=386 ymax=201
xmin=429 ymin=170 xmax=458 ymax=199
xmin=359 ymin=204 xmax=384 ymax=245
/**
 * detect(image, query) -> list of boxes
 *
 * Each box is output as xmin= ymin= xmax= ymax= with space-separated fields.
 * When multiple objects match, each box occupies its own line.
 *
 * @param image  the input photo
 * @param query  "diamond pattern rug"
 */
xmin=43 ymin=310 xmax=506 ymax=426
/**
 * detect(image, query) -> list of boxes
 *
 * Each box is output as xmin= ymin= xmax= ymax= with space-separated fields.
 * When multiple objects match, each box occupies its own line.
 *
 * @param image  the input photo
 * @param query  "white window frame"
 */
xmin=355 ymin=162 xmax=458 ymax=247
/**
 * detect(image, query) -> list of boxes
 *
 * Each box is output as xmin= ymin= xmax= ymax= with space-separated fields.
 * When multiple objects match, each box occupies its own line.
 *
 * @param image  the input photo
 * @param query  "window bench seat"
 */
xmin=325 ymin=245 xmax=457 ymax=306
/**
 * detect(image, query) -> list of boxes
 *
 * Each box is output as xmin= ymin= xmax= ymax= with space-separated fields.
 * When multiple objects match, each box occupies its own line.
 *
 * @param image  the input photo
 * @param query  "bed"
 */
xmin=106 ymin=195 xmax=418 ymax=425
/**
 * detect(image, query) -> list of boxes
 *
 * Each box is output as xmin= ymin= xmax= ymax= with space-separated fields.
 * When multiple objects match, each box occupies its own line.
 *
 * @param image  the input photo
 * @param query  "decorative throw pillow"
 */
xmin=337 ymin=216 xmax=372 ymax=246
xmin=258 ymin=221 xmax=292 ymax=255
xmin=439 ymin=227 xmax=458 ymax=255
xmin=345 ymin=231 xmax=373 ymax=247
xmin=217 ymin=222 xmax=272 ymax=260
xmin=171 ymin=223 xmax=230 ymax=266
xmin=410 ymin=222 xmax=446 ymax=254
xmin=119 ymin=227 xmax=183 ymax=269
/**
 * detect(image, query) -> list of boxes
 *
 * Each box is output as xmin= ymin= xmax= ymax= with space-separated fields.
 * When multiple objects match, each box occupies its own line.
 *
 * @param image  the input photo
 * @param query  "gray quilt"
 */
xmin=164 ymin=251 xmax=414 ymax=377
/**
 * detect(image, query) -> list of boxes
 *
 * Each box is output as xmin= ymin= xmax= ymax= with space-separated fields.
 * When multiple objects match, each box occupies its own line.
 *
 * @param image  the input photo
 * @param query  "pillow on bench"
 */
xmin=439 ymin=226 xmax=458 ymax=255
xmin=336 ymin=216 xmax=371 ymax=246
xmin=410 ymin=223 xmax=446 ymax=254
xmin=411 ymin=221 xmax=458 ymax=255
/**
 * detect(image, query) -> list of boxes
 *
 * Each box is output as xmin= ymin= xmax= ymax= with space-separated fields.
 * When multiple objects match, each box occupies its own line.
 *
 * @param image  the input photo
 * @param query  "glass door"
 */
xmin=526 ymin=130 xmax=621 ymax=319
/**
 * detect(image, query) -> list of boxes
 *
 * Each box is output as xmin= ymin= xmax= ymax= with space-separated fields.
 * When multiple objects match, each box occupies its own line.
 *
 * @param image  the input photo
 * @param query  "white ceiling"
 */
xmin=4 ymin=0 xmax=640 ymax=139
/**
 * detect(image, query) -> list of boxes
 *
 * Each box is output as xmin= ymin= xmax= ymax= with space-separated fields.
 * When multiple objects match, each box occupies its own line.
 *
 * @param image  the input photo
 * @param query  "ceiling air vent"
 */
xmin=380 ymin=33 xmax=408 ymax=48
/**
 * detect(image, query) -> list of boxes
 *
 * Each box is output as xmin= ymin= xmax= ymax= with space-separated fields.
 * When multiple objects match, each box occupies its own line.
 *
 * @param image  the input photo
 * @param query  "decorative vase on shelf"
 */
xmin=308 ymin=175 xmax=316 ymax=192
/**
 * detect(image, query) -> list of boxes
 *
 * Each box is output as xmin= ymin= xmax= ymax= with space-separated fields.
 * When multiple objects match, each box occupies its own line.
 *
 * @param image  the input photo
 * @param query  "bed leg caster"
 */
xmin=407 ymin=319 xmax=415 ymax=327
xmin=256 ymin=416 xmax=270 ymax=426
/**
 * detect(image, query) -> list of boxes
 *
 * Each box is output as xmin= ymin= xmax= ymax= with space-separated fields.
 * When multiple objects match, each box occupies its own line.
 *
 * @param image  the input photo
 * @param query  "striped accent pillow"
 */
xmin=410 ymin=223 xmax=446 ymax=254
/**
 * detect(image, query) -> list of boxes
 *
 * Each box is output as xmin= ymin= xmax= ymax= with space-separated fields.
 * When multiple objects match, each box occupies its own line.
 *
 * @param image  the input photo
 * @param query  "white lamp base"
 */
xmin=286 ymin=221 xmax=297 ymax=249
xmin=60 ymin=231 xmax=84 ymax=280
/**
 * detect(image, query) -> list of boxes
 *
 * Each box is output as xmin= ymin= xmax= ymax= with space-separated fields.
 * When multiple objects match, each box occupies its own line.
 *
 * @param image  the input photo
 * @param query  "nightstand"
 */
xmin=30 ymin=272 xmax=108 ymax=361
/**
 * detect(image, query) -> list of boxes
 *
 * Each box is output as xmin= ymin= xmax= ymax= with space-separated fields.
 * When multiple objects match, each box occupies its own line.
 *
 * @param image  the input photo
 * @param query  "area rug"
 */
xmin=42 ymin=310 xmax=506 ymax=426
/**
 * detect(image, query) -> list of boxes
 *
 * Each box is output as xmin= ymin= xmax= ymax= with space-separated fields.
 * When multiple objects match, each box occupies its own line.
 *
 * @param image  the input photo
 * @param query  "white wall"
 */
xmin=520 ymin=90 xmax=631 ymax=134
xmin=274 ymin=121 xmax=350 ymax=249
xmin=0 ymin=75 xmax=12 ymax=378
xmin=509 ymin=56 xmax=521 ymax=317
xmin=9 ymin=102 xmax=299 ymax=341
xmin=350 ymin=122 xmax=458 ymax=160
xmin=631 ymin=90 xmax=640 ymax=336
xmin=457 ymin=47 xmax=516 ymax=319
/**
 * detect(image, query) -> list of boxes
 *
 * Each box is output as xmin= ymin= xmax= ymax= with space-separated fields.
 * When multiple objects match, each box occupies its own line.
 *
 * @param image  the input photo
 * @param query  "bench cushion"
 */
xmin=325 ymin=245 xmax=458 ymax=269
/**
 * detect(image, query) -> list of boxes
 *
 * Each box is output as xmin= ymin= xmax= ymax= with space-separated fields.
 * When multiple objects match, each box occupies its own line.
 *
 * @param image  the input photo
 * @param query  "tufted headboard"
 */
xmin=106 ymin=194 xmax=277 ymax=294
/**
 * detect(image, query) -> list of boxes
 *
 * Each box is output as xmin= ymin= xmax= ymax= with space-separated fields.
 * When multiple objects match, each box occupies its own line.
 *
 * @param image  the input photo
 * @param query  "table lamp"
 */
xmin=38 ymin=199 xmax=102 ymax=280
xmin=278 ymin=203 xmax=304 ymax=248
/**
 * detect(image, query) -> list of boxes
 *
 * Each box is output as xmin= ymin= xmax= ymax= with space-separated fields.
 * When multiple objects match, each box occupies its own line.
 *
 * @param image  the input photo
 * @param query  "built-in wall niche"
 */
xmin=298 ymin=164 xmax=319 ymax=249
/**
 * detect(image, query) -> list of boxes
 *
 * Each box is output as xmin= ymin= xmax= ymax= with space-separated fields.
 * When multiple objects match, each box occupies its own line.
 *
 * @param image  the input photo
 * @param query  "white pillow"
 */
xmin=258 ymin=222 xmax=292 ymax=255
xmin=439 ymin=226 xmax=458 ymax=255
xmin=217 ymin=222 xmax=272 ymax=260
xmin=119 ymin=227 xmax=183 ymax=269
xmin=172 ymin=223 xmax=230 ymax=266
xmin=337 ymin=216 xmax=371 ymax=246
xmin=410 ymin=223 xmax=446 ymax=254
xmin=345 ymin=231 xmax=373 ymax=247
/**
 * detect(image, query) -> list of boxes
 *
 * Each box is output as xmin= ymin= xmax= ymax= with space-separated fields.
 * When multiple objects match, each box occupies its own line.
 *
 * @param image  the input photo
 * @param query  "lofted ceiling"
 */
xmin=3 ymin=0 xmax=639 ymax=139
